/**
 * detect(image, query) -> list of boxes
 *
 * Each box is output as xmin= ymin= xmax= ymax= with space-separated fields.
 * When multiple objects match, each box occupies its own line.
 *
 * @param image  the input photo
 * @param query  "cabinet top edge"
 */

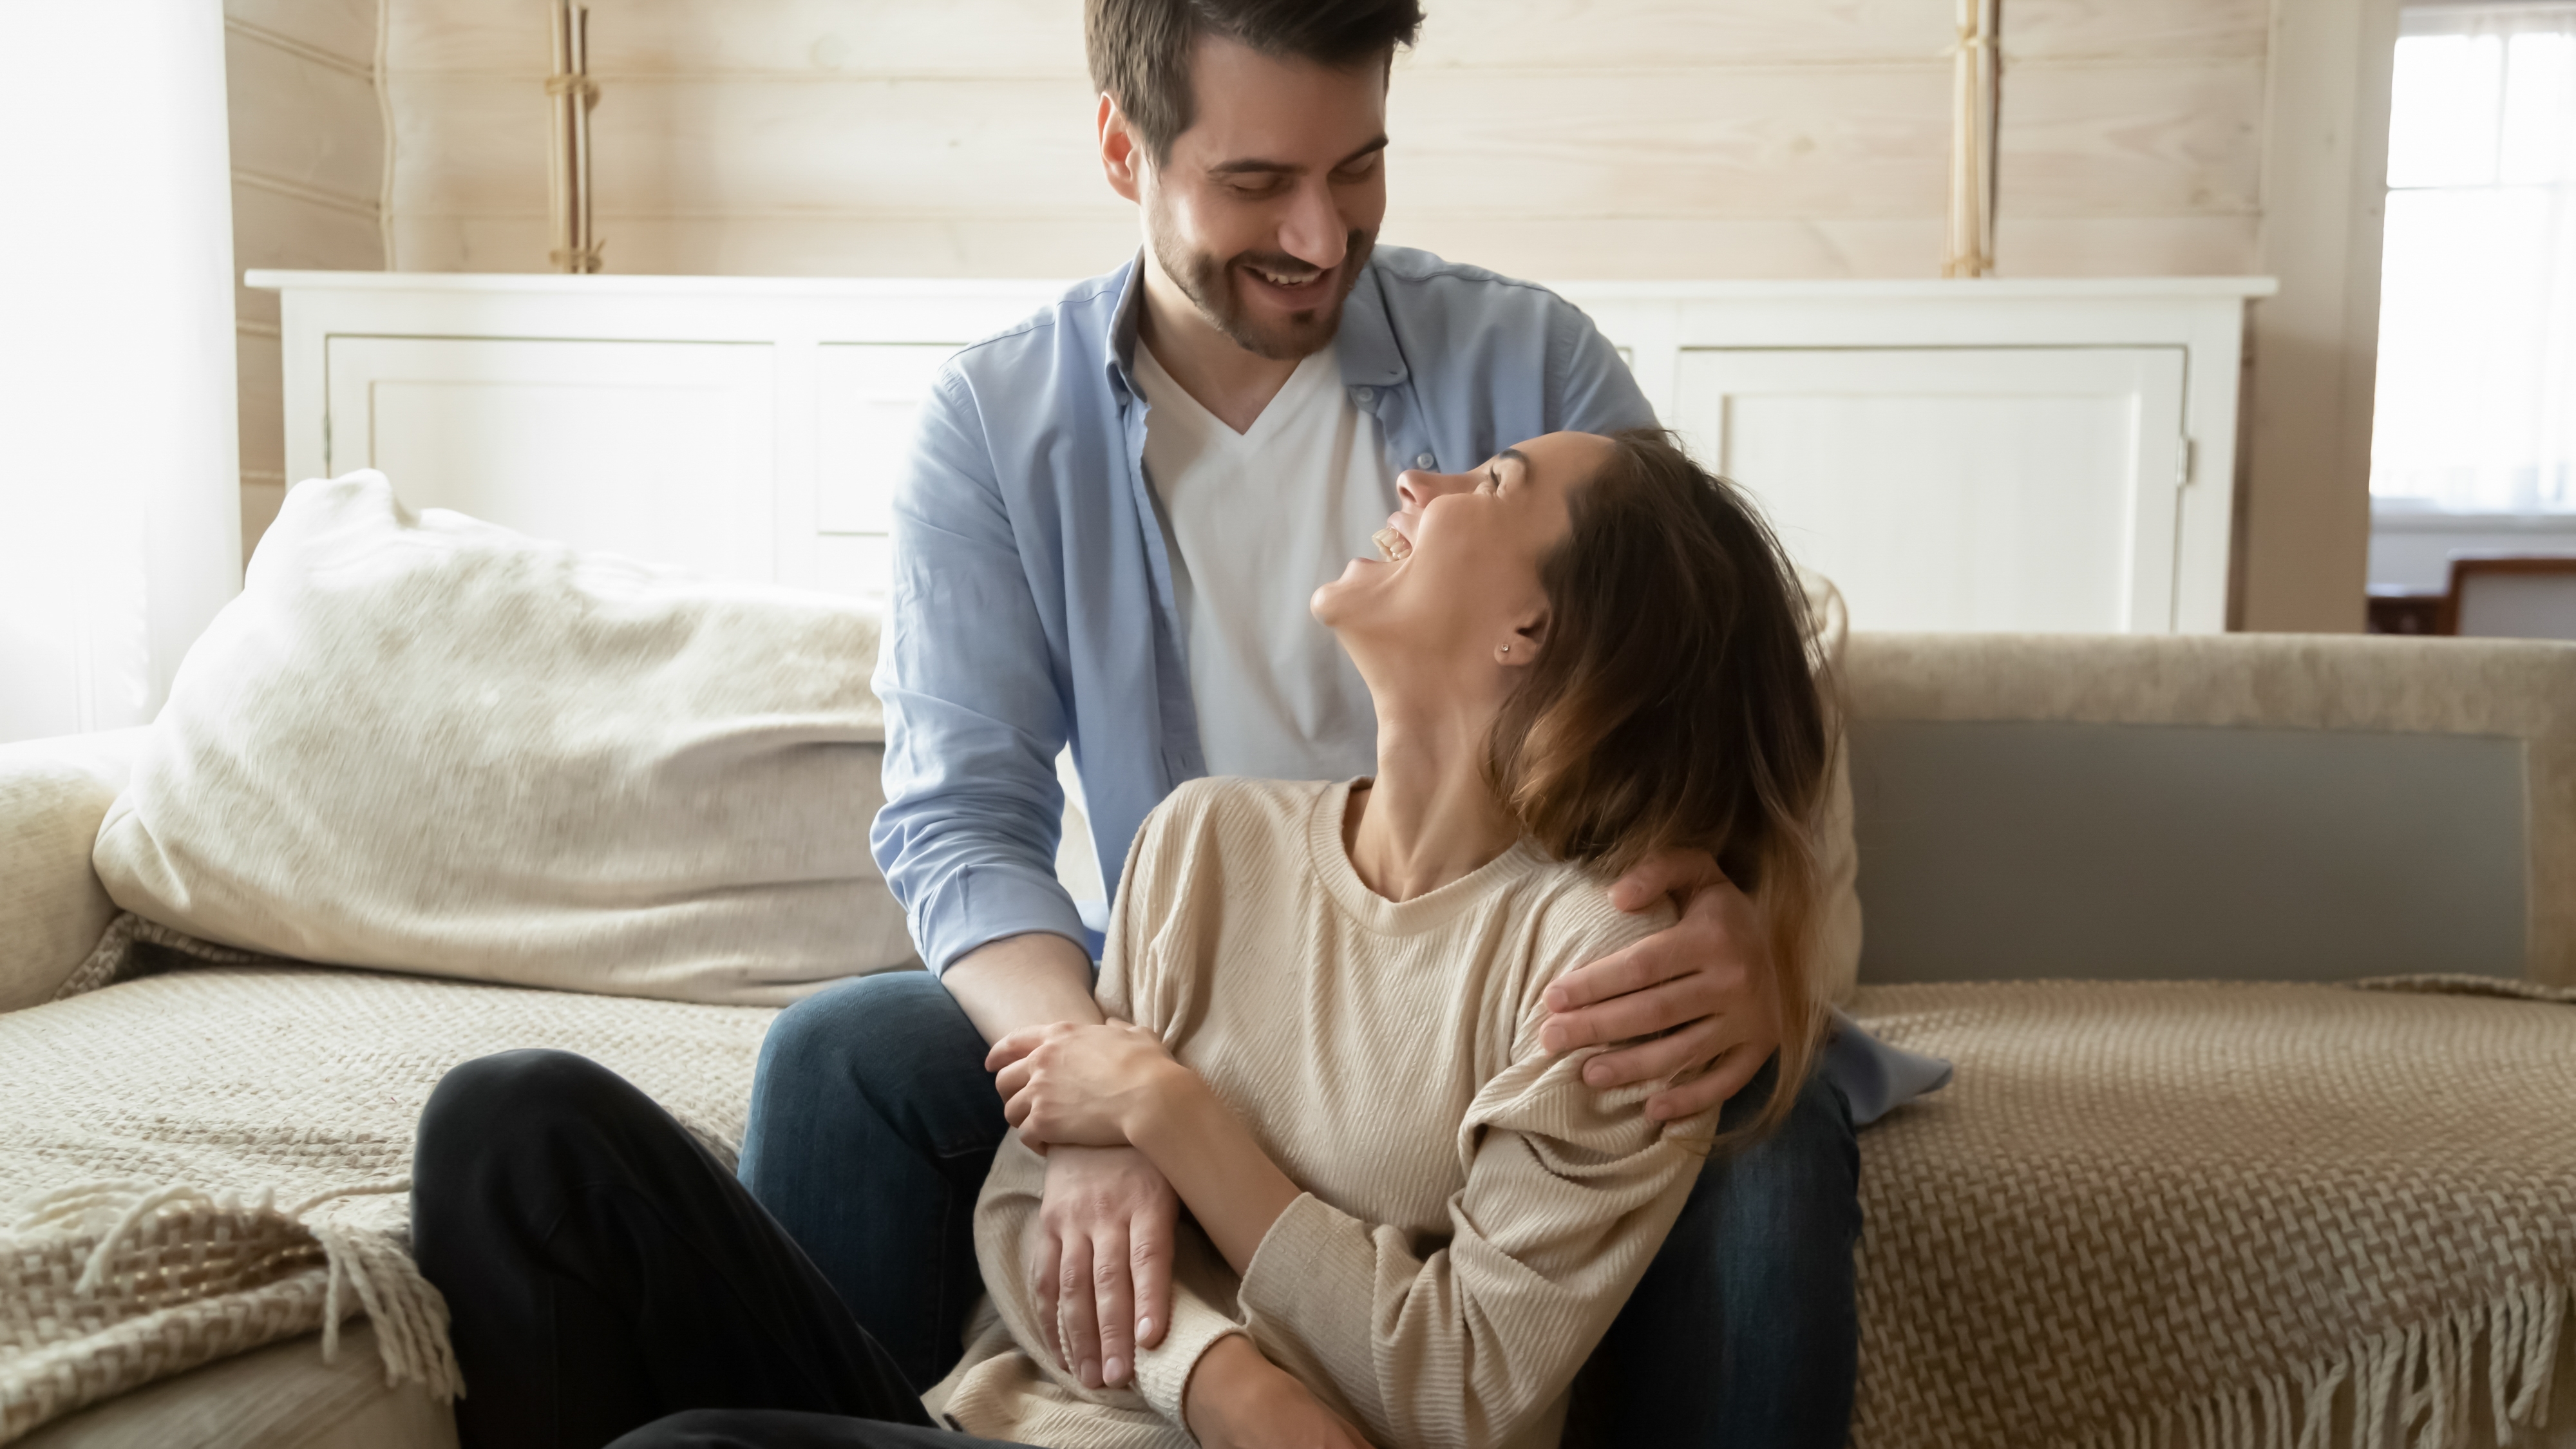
xmin=245 ymin=270 xmax=2281 ymax=301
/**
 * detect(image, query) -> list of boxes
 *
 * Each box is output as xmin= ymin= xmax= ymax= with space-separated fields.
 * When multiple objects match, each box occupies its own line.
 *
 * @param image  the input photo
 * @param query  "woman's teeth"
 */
xmin=1372 ymin=527 xmax=1412 ymax=563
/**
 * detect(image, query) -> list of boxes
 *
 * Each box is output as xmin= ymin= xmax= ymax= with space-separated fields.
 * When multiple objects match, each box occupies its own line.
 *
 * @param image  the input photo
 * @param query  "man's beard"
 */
xmin=1151 ymin=216 xmax=1376 ymax=363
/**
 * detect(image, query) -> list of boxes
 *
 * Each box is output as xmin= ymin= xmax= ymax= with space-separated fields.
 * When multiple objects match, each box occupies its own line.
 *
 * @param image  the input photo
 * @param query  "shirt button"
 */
xmin=1352 ymin=386 xmax=1375 ymax=403
xmin=1414 ymin=453 xmax=1435 ymax=468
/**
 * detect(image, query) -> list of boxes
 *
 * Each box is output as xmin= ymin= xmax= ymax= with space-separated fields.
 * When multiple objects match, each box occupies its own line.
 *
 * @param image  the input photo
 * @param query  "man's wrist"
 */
xmin=1124 ymin=1057 xmax=1209 ymax=1155
xmin=943 ymin=931 xmax=1104 ymax=1042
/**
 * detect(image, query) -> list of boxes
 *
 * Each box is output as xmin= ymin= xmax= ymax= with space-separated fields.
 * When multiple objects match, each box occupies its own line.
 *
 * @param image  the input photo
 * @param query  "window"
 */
xmin=2371 ymin=3 xmax=2576 ymax=515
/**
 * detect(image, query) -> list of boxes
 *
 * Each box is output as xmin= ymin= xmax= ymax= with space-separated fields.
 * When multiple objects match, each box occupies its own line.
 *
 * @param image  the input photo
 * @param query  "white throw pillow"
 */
xmin=94 ymin=472 xmax=914 ymax=1005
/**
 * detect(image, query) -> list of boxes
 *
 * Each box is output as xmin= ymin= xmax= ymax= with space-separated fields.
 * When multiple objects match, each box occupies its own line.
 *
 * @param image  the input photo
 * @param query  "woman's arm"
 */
xmin=987 ymin=1020 xmax=1298 ymax=1274
xmin=992 ymin=1007 xmax=1718 ymax=1449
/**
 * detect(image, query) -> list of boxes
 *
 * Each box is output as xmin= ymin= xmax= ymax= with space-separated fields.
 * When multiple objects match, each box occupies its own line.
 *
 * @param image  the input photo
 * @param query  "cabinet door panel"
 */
xmin=323 ymin=337 xmax=775 ymax=582
xmin=814 ymin=343 xmax=958 ymax=538
xmin=1672 ymin=346 xmax=2186 ymax=632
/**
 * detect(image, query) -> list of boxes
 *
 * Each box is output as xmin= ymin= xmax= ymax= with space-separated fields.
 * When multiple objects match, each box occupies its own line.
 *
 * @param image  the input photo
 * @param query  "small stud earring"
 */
xmin=1501 ymin=645 xmax=1511 ymax=654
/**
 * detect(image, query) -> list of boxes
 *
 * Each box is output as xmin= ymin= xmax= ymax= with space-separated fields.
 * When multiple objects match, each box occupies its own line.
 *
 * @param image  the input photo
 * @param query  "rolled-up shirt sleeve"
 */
xmin=869 ymin=365 xmax=1087 ymax=972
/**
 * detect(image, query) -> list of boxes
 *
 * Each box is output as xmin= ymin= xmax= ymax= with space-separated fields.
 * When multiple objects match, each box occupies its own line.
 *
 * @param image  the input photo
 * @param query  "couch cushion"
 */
xmin=92 ymin=472 xmax=913 ymax=1005
xmin=17 ymin=1322 xmax=454 ymax=1449
xmin=1849 ymin=720 xmax=2528 ymax=983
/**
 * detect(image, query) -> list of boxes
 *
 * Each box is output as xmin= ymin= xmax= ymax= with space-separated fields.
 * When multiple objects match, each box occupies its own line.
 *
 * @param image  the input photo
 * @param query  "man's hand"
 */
xmin=1184 ymin=1334 xmax=1374 ymax=1449
xmin=1031 ymin=1144 xmax=1177 ymax=1392
xmin=1538 ymin=846 xmax=1781 ymax=1121
xmin=989 ymin=1019 xmax=1186 ymax=1148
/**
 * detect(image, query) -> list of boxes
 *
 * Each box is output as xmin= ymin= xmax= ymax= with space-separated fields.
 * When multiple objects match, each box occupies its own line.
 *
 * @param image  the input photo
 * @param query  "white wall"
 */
xmin=378 ymin=0 xmax=2269 ymax=281
xmin=0 ymin=3 xmax=243 ymax=743
xmin=225 ymin=0 xmax=385 ymax=560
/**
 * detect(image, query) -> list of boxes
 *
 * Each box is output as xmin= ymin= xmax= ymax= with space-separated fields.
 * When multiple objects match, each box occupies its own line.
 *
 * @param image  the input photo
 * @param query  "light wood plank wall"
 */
xmin=225 ymin=0 xmax=384 ymax=561
xmin=379 ymin=0 xmax=2269 ymax=281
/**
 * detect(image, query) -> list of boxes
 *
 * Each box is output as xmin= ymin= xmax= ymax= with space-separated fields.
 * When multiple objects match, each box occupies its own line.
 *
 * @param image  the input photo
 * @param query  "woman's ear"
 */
xmin=1499 ymin=611 xmax=1549 ymax=667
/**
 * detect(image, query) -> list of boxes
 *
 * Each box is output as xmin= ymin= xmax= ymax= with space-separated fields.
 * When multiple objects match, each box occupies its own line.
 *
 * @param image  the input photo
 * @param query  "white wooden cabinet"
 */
xmin=252 ymin=271 xmax=2270 ymax=632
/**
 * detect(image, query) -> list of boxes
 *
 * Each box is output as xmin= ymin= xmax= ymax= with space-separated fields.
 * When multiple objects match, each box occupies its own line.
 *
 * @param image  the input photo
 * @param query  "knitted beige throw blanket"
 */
xmin=1848 ymin=978 xmax=2575 ymax=1449
xmin=0 ymin=935 xmax=777 ymax=1444
xmin=8 ymin=943 xmax=2573 ymax=1449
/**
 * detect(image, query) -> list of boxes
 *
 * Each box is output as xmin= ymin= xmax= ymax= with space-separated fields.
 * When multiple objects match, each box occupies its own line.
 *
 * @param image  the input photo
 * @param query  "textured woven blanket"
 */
xmin=0 ymin=938 xmax=777 ymax=1443
xmin=1849 ymin=978 xmax=2574 ymax=1449
xmin=6 ymin=949 xmax=2573 ymax=1448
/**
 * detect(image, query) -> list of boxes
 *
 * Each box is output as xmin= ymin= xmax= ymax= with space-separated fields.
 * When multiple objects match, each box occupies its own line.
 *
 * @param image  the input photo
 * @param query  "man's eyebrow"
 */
xmin=1208 ymin=135 xmax=1389 ymax=178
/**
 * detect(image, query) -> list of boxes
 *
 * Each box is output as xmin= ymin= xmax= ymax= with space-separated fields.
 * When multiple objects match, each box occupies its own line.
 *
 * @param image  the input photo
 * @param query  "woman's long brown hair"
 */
xmin=1485 ymin=428 xmax=1834 ymax=1145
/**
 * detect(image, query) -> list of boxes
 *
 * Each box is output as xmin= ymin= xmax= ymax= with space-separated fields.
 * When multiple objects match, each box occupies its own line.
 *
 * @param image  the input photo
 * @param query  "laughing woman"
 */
xmin=411 ymin=428 xmax=1833 ymax=1449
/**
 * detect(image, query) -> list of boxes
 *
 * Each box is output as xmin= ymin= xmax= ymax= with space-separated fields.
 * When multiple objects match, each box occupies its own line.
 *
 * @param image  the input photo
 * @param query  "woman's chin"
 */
xmin=1310 ymin=557 xmax=1385 ymax=627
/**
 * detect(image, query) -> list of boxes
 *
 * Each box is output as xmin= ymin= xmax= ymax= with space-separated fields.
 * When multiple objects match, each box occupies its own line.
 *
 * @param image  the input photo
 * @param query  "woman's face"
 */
xmin=1312 ymin=431 xmax=1610 ymax=676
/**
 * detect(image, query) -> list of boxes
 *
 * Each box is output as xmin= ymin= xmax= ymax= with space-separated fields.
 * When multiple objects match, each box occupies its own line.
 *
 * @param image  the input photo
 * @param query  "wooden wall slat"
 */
xmin=228 ymin=28 xmax=384 ymax=206
xmin=379 ymin=1 xmax=2275 ymax=281
xmin=384 ymin=0 xmax=2266 ymax=75
xmin=386 ymin=212 xmax=2259 ymax=281
xmin=228 ymin=0 xmax=377 ymax=72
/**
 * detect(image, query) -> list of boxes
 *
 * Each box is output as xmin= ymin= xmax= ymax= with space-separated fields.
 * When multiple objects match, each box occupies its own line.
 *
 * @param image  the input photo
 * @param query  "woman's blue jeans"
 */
xmin=737 ymin=971 xmax=1861 ymax=1448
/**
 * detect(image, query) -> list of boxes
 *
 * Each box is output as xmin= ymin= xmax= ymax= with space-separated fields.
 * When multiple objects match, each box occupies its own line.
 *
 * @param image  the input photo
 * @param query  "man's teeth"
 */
xmin=1253 ymin=267 xmax=1320 ymax=287
xmin=1372 ymin=527 xmax=1412 ymax=562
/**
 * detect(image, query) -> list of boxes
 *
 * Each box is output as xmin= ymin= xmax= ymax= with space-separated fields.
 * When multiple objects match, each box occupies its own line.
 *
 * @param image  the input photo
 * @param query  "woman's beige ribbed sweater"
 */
xmin=927 ymin=777 xmax=1717 ymax=1449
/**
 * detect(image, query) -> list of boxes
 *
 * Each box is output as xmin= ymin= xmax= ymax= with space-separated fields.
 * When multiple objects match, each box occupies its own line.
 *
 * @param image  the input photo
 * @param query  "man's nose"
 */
xmin=1278 ymin=179 xmax=1347 ymax=270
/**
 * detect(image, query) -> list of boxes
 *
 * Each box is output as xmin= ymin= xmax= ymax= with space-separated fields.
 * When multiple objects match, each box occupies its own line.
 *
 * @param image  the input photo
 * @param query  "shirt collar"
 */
xmin=1099 ymin=247 xmax=1411 ymax=398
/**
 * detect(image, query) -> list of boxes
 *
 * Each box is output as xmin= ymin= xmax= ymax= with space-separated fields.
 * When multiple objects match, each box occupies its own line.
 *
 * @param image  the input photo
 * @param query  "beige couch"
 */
xmin=6 ymin=631 xmax=2575 ymax=1449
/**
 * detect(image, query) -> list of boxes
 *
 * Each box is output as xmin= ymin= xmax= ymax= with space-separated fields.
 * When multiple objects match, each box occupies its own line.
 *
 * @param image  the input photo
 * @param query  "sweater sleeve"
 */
xmin=969 ymin=1133 xmax=1247 ymax=1432
xmin=1231 ymin=962 xmax=1715 ymax=1449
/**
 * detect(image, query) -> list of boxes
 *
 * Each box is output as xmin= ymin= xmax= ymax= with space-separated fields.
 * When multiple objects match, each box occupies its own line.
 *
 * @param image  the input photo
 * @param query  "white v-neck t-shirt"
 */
xmin=1133 ymin=343 xmax=1394 ymax=782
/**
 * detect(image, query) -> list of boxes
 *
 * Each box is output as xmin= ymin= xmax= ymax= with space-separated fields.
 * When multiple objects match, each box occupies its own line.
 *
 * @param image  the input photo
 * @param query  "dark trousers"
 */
xmin=412 ymin=1049 xmax=1024 ymax=1449
xmin=736 ymin=971 xmax=1864 ymax=1448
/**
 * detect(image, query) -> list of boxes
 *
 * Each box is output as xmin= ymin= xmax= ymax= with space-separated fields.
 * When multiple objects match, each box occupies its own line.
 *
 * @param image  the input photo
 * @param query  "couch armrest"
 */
xmin=0 ymin=728 xmax=150 ymax=1010
xmin=1843 ymin=633 xmax=2576 ymax=987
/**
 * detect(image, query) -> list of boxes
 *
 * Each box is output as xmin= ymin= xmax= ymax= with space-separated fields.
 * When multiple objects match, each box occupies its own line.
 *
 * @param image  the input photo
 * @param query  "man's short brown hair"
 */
xmin=1086 ymin=0 xmax=1425 ymax=164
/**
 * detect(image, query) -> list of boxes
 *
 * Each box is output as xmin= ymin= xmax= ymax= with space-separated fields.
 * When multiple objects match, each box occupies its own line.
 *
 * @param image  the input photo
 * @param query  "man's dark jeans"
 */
xmin=736 ymin=971 xmax=1862 ymax=1448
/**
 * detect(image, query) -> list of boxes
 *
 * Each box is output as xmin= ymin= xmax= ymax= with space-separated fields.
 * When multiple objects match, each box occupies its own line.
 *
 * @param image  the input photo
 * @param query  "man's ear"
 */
xmin=1099 ymin=95 xmax=1144 ymax=204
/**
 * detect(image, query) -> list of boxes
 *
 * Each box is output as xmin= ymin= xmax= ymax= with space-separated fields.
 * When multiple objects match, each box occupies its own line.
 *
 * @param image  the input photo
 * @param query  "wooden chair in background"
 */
xmin=2367 ymin=556 xmax=2576 ymax=639
xmin=2439 ymin=556 xmax=2576 ymax=639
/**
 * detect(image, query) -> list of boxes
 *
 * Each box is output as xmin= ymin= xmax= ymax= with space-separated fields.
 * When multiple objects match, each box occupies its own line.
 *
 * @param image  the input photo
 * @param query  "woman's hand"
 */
xmin=1184 ymin=1335 xmax=1376 ymax=1449
xmin=987 ymin=1019 xmax=1189 ymax=1149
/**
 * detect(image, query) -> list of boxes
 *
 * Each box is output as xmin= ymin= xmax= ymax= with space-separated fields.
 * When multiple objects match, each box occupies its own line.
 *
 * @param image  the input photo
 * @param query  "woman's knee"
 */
xmin=417 ymin=1048 xmax=633 ymax=1184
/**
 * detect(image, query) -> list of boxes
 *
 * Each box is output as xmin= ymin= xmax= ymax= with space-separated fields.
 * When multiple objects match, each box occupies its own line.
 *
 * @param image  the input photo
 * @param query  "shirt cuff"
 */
xmin=1130 ymin=1286 xmax=1245 ymax=1430
xmin=913 ymin=858 xmax=1090 ymax=975
xmin=1235 ymin=1191 xmax=1380 ymax=1359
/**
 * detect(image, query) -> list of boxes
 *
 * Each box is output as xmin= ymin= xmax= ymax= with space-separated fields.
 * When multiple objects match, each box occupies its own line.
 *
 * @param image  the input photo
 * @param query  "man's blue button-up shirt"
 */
xmin=870 ymin=246 xmax=1655 ymax=974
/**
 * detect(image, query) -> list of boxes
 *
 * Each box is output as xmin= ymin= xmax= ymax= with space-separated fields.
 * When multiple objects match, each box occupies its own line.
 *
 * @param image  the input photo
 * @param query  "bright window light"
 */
xmin=2371 ymin=5 xmax=2576 ymax=514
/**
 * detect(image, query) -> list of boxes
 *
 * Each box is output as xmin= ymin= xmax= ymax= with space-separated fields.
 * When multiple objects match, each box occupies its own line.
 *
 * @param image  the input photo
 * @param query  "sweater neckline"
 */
xmin=1305 ymin=779 xmax=1551 ymax=936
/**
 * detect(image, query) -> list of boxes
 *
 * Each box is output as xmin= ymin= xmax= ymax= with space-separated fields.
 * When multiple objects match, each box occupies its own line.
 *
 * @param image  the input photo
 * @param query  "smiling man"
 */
xmin=737 ymin=3 xmax=1865 ymax=1446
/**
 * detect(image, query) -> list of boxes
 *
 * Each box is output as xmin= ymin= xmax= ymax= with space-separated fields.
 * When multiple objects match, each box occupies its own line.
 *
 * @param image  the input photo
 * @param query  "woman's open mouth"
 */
xmin=1371 ymin=527 xmax=1412 ymax=563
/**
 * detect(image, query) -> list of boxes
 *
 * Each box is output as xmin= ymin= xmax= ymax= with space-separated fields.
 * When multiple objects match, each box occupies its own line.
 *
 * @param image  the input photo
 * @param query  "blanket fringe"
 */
xmin=8 ymin=1177 xmax=462 ymax=1406
xmin=2074 ymin=1282 xmax=2565 ymax=1449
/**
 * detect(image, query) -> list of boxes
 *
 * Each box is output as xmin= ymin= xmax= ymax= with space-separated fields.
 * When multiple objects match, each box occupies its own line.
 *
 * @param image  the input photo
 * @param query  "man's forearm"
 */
xmin=942 ymin=930 xmax=1104 ymax=1045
